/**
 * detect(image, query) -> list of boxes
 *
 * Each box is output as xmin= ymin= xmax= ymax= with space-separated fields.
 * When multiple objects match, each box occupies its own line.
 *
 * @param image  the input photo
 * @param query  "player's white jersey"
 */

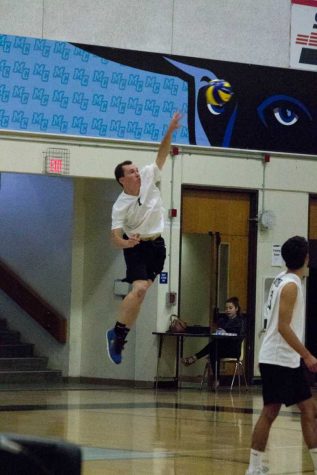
xmin=259 ymin=271 xmax=305 ymax=368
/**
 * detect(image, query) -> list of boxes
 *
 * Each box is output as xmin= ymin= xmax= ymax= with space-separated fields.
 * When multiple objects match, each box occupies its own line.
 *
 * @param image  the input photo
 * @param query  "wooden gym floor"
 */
xmin=0 ymin=382 xmax=315 ymax=474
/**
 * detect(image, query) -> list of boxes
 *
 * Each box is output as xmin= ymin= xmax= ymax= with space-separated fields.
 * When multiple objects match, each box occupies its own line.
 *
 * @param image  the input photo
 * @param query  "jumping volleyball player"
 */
xmin=106 ymin=112 xmax=181 ymax=365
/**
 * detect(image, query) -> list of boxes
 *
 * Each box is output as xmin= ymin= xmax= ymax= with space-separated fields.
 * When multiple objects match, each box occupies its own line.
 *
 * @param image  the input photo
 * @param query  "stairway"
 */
xmin=0 ymin=318 xmax=63 ymax=384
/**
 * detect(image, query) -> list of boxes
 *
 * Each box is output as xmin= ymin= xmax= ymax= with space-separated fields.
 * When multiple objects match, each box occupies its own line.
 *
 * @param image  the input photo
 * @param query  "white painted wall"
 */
xmin=0 ymin=0 xmax=291 ymax=67
xmin=0 ymin=134 xmax=314 ymax=381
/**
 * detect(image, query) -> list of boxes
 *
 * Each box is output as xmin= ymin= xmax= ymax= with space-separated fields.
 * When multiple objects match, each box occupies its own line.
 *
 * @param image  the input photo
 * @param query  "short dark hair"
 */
xmin=281 ymin=235 xmax=308 ymax=270
xmin=114 ymin=160 xmax=132 ymax=186
xmin=226 ymin=296 xmax=240 ymax=315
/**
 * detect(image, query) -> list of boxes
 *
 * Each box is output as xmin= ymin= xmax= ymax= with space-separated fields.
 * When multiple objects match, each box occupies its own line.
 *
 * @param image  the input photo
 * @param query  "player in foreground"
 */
xmin=106 ymin=112 xmax=181 ymax=364
xmin=246 ymin=236 xmax=317 ymax=475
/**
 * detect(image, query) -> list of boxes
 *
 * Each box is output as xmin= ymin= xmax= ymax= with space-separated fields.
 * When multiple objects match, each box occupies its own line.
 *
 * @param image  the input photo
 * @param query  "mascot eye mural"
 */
xmin=0 ymin=33 xmax=316 ymax=155
xmin=162 ymin=56 xmax=316 ymax=153
xmin=257 ymin=95 xmax=312 ymax=127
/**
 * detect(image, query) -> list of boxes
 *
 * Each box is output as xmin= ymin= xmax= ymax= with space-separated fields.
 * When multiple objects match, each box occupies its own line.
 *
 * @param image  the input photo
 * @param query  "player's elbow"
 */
xmin=111 ymin=231 xmax=122 ymax=248
xmin=277 ymin=321 xmax=288 ymax=337
xmin=155 ymin=159 xmax=163 ymax=170
xmin=111 ymin=236 xmax=118 ymax=248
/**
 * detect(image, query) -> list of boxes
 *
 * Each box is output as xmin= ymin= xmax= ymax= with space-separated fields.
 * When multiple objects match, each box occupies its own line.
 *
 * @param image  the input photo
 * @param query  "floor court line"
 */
xmin=0 ymin=400 xmax=303 ymax=418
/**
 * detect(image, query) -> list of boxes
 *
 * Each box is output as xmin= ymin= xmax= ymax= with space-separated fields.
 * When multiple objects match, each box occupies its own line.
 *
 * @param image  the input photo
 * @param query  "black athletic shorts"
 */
xmin=259 ymin=361 xmax=312 ymax=407
xmin=123 ymin=236 xmax=166 ymax=283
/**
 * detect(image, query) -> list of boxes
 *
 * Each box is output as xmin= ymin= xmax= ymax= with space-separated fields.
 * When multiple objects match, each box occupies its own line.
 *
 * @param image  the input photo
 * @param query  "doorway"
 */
xmin=179 ymin=186 xmax=258 ymax=381
xmin=306 ymin=195 xmax=317 ymax=359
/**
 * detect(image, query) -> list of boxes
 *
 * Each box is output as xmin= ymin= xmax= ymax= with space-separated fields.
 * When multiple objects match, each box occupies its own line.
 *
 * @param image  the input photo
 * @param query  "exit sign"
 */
xmin=44 ymin=148 xmax=70 ymax=175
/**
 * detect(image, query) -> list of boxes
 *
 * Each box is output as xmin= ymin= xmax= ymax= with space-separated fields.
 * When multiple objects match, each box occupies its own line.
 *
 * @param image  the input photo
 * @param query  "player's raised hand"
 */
xmin=169 ymin=111 xmax=182 ymax=133
xmin=156 ymin=112 xmax=182 ymax=169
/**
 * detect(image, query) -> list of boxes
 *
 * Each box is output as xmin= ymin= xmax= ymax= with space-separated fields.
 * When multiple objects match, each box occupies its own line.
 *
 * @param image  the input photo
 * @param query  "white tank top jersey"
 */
xmin=259 ymin=271 xmax=305 ymax=368
xmin=111 ymin=163 xmax=165 ymax=237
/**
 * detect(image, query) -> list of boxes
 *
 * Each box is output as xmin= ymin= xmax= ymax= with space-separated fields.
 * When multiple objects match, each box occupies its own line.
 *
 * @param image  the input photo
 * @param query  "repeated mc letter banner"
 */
xmin=0 ymin=33 xmax=316 ymax=155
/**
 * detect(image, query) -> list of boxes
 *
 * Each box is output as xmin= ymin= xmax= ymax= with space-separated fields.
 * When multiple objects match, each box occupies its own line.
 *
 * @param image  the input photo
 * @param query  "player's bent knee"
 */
xmin=266 ymin=412 xmax=278 ymax=423
xmin=262 ymin=404 xmax=280 ymax=422
xmin=132 ymin=281 xmax=149 ymax=300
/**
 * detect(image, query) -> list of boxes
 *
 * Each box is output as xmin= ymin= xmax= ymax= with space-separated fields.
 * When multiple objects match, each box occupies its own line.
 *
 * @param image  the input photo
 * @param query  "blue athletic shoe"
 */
xmin=106 ymin=328 xmax=126 ymax=364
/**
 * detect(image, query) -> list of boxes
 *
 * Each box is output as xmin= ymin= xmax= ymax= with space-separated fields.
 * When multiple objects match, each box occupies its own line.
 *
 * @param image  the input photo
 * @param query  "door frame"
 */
xmin=306 ymin=194 xmax=317 ymax=359
xmin=179 ymin=184 xmax=258 ymax=383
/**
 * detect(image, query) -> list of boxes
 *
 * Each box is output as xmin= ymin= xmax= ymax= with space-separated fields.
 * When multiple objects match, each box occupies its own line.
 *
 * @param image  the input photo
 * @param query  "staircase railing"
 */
xmin=0 ymin=258 xmax=67 ymax=343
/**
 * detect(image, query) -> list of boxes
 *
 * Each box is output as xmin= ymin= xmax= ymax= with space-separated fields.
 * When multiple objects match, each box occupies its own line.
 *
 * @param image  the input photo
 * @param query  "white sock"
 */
xmin=248 ymin=449 xmax=264 ymax=470
xmin=309 ymin=448 xmax=317 ymax=471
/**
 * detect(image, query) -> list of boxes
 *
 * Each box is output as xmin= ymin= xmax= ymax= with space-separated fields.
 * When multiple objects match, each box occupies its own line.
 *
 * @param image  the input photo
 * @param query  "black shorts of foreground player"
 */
xmin=106 ymin=112 xmax=181 ymax=365
xmin=245 ymin=236 xmax=317 ymax=475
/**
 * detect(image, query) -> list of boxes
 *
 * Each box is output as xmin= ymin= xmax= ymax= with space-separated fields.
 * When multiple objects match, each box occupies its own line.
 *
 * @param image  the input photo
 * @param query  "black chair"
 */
xmin=201 ymin=339 xmax=248 ymax=391
xmin=0 ymin=433 xmax=82 ymax=474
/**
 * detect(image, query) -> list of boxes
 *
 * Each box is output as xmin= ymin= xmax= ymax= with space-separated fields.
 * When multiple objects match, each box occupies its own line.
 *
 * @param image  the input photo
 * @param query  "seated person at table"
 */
xmin=181 ymin=296 xmax=246 ymax=388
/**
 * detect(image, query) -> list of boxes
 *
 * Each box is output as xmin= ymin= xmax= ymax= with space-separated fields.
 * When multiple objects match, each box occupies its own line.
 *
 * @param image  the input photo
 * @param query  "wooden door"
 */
xmin=181 ymin=188 xmax=250 ymax=317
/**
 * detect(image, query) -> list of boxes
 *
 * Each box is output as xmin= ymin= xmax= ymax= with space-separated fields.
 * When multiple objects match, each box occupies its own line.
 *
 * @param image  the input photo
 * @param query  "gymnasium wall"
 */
xmin=0 ymin=0 xmax=315 ymax=380
xmin=0 ymin=0 xmax=291 ymax=68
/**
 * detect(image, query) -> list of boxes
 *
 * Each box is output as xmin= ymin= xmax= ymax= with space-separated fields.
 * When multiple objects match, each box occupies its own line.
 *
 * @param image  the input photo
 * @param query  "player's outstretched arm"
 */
xmin=156 ymin=112 xmax=181 ymax=170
